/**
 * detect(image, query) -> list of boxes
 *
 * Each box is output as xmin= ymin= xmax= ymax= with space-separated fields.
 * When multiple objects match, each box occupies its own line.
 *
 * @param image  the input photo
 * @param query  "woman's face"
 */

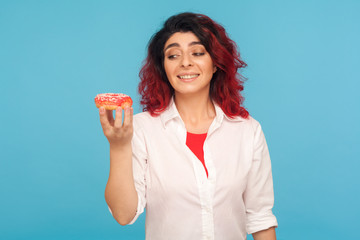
xmin=163 ymin=32 xmax=216 ymax=97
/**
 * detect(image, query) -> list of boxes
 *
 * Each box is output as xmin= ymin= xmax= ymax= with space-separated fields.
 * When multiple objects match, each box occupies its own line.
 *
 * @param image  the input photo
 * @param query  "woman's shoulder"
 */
xmin=225 ymin=114 xmax=259 ymax=125
xmin=226 ymin=114 xmax=262 ymax=133
xmin=245 ymin=115 xmax=267 ymax=136
xmin=134 ymin=111 xmax=152 ymax=120
xmin=133 ymin=111 xmax=161 ymax=128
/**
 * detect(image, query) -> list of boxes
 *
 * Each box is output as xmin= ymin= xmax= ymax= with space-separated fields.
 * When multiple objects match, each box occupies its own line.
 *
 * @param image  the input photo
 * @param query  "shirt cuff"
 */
xmin=246 ymin=210 xmax=278 ymax=234
xmin=128 ymin=193 xmax=144 ymax=225
xmin=107 ymin=194 xmax=144 ymax=225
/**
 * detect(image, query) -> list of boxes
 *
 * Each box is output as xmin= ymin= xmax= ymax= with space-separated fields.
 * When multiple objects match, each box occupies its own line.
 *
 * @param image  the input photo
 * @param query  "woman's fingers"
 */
xmin=123 ymin=107 xmax=133 ymax=128
xmin=99 ymin=106 xmax=133 ymax=144
xmin=99 ymin=107 xmax=110 ymax=131
xmin=99 ymin=106 xmax=133 ymax=133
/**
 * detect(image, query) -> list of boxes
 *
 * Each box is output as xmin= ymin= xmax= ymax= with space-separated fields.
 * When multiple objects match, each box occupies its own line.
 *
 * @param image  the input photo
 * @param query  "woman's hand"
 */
xmin=99 ymin=107 xmax=133 ymax=148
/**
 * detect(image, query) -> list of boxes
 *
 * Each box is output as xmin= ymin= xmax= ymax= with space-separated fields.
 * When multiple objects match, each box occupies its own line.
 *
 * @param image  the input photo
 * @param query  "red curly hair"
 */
xmin=138 ymin=12 xmax=249 ymax=119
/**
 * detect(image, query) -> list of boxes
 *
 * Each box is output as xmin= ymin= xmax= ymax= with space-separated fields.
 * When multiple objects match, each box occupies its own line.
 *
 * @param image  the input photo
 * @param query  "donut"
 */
xmin=94 ymin=93 xmax=133 ymax=110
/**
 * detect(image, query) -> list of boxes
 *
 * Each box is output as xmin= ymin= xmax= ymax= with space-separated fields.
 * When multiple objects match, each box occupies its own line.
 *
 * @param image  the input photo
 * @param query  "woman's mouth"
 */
xmin=177 ymin=74 xmax=200 ymax=81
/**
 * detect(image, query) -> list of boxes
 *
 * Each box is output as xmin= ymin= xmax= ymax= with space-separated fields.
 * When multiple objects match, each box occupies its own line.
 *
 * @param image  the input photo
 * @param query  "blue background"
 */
xmin=1 ymin=0 xmax=359 ymax=239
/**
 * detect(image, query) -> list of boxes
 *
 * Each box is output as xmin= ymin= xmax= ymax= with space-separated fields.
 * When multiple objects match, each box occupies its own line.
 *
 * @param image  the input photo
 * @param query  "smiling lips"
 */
xmin=177 ymin=74 xmax=200 ymax=81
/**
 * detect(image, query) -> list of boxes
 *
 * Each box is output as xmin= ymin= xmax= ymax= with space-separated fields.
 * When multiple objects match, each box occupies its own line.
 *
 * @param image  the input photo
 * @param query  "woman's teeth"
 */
xmin=179 ymin=74 xmax=199 ymax=79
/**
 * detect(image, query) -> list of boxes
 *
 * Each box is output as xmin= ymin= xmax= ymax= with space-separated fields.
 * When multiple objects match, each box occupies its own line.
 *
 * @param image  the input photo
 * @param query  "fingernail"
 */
xmin=100 ymin=107 xmax=105 ymax=113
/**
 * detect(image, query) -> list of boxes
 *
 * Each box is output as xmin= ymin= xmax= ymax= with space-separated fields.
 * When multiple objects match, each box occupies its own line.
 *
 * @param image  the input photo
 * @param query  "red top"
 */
xmin=186 ymin=132 xmax=208 ymax=178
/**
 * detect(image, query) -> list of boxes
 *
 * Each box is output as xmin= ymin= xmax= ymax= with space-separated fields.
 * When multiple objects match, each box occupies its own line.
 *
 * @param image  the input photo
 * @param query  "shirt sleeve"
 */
xmin=244 ymin=119 xmax=278 ymax=234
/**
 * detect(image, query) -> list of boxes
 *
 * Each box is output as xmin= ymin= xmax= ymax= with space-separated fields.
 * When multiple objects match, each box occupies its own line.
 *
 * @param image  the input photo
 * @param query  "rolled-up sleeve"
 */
xmin=244 ymin=120 xmax=278 ymax=234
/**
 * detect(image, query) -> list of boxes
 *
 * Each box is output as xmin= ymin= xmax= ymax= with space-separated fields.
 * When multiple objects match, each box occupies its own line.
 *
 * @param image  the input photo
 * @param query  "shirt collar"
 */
xmin=213 ymin=103 xmax=245 ymax=123
xmin=160 ymin=97 xmax=244 ymax=128
xmin=160 ymin=97 xmax=182 ymax=128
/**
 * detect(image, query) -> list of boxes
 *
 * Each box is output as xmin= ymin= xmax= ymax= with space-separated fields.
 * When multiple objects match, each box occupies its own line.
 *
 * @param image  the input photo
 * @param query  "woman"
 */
xmin=99 ymin=12 xmax=278 ymax=240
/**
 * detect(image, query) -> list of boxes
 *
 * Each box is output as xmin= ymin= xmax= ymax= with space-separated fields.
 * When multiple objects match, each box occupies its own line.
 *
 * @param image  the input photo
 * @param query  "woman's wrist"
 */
xmin=109 ymin=141 xmax=131 ymax=151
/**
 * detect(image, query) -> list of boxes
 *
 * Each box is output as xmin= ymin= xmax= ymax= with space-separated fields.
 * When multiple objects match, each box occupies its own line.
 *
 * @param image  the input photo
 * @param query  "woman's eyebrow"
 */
xmin=189 ymin=41 xmax=202 ymax=46
xmin=164 ymin=41 xmax=203 ymax=51
xmin=164 ymin=43 xmax=179 ymax=51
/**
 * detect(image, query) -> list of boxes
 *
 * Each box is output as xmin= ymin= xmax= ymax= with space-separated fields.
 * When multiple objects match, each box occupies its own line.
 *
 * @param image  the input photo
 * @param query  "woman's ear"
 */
xmin=213 ymin=65 xmax=217 ymax=73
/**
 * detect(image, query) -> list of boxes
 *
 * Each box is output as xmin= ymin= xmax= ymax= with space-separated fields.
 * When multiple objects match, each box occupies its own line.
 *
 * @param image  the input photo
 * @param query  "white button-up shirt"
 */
xmin=124 ymin=99 xmax=277 ymax=239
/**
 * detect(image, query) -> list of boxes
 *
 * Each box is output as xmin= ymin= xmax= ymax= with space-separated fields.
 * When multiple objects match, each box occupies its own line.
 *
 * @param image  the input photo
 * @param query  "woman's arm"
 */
xmin=100 ymin=107 xmax=138 ymax=225
xmin=252 ymin=227 xmax=276 ymax=240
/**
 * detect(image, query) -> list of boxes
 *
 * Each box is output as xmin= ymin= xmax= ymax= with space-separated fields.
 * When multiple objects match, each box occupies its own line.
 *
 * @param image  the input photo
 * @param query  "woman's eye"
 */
xmin=193 ymin=52 xmax=205 ymax=56
xmin=167 ymin=54 xmax=179 ymax=59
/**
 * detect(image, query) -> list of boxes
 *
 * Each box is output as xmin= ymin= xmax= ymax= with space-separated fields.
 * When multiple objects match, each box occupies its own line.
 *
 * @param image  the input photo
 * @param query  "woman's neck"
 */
xmin=174 ymin=93 xmax=216 ymax=134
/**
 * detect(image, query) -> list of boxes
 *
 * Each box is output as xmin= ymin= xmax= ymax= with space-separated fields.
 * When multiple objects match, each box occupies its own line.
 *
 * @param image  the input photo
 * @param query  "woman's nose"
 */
xmin=181 ymin=54 xmax=193 ymax=67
